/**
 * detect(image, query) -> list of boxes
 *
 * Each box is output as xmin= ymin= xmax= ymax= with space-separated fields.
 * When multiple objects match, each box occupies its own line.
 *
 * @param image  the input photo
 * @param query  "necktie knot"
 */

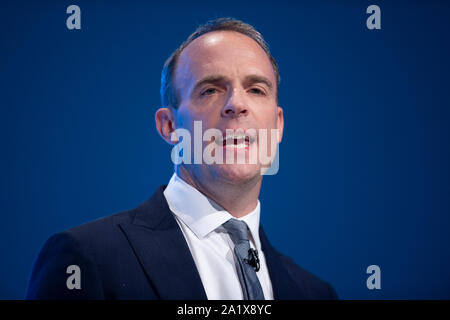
xmin=222 ymin=218 xmax=249 ymax=244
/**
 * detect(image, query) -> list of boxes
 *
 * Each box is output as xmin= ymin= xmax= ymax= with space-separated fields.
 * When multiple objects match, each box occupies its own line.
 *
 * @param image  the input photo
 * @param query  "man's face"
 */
xmin=173 ymin=30 xmax=284 ymax=185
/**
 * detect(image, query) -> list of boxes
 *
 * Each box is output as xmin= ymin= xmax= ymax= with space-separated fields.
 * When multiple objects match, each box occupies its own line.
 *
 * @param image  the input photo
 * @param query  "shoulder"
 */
xmin=260 ymin=226 xmax=337 ymax=299
xmin=26 ymin=209 xmax=136 ymax=297
xmin=278 ymin=253 xmax=338 ymax=299
xmin=60 ymin=208 xmax=136 ymax=244
xmin=27 ymin=186 xmax=170 ymax=299
xmin=36 ymin=185 xmax=169 ymax=264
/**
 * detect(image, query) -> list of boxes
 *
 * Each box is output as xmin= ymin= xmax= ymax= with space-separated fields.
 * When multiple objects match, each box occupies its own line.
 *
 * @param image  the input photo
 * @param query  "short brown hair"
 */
xmin=160 ymin=17 xmax=280 ymax=108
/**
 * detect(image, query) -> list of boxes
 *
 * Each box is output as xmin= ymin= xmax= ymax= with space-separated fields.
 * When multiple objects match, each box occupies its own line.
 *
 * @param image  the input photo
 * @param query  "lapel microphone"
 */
xmin=245 ymin=248 xmax=260 ymax=272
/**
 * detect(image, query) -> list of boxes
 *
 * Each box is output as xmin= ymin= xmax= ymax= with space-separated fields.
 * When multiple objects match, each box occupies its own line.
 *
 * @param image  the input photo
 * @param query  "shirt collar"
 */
xmin=163 ymin=173 xmax=262 ymax=250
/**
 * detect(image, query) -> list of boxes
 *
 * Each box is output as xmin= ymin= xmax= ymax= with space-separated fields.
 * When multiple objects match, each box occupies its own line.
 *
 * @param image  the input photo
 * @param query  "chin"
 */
xmin=213 ymin=163 xmax=261 ymax=185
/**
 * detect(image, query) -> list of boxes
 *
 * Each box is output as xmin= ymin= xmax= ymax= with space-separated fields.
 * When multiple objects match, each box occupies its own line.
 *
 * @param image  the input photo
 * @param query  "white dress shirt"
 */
xmin=163 ymin=173 xmax=274 ymax=300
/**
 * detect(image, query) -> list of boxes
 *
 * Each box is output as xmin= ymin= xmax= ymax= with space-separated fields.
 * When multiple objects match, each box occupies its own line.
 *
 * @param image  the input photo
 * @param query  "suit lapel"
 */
xmin=259 ymin=226 xmax=308 ymax=299
xmin=118 ymin=185 xmax=306 ymax=300
xmin=119 ymin=186 xmax=207 ymax=299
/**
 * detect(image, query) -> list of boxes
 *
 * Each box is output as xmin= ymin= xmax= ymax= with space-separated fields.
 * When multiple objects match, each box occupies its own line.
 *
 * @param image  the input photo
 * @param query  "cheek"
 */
xmin=189 ymin=102 xmax=223 ymax=124
xmin=174 ymin=101 xmax=197 ymax=126
xmin=175 ymin=106 xmax=215 ymax=134
xmin=190 ymin=97 xmax=226 ymax=118
xmin=256 ymin=108 xmax=279 ymax=129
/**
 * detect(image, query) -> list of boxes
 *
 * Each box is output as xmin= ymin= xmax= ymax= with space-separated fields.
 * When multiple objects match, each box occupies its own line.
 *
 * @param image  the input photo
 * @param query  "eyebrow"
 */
xmin=192 ymin=74 xmax=274 ymax=93
xmin=243 ymin=74 xmax=273 ymax=90
xmin=193 ymin=75 xmax=229 ymax=93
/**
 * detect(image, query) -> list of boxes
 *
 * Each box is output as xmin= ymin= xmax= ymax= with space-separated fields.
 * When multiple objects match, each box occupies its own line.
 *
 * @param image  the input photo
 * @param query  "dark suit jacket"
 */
xmin=26 ymin=186 xmax=337 ymax=300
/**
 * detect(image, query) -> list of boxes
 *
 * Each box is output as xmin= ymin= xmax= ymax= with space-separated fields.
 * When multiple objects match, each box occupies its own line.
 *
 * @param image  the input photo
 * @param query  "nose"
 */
xmin=221 ymin=88 xmax=249 ymax=118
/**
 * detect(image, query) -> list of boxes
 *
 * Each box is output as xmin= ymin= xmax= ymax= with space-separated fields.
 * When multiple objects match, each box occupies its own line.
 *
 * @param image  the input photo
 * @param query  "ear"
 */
xmin=276 ymin=106 xmax=284 ymax=143
xmin=155 ymin=107 xmax=178 ymax=145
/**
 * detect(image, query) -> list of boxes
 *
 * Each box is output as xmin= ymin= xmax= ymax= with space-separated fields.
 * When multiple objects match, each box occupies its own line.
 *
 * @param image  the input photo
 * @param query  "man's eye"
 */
xmin=249 ymin=87 xmax=265 ymax=95
xmin=201 ymin=88 xmax=217 ymax=96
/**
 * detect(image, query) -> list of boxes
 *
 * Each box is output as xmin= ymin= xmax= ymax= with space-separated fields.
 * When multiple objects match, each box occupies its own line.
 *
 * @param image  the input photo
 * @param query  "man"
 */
xmin=26 ymin=18 xmax=337 ymax=300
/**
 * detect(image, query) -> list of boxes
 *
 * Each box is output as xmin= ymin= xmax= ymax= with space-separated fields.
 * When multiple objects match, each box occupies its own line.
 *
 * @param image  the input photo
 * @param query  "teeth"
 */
xmin=215 ymin=132 xmax=255 ymax=145
xmin=225 ymin=134 xmax=246 ymax=142
xmin=230 ymin=134 xmax=246 ymax=139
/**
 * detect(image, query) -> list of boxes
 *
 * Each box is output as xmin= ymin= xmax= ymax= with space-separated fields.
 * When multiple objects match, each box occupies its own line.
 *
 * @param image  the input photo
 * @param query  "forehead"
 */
xmin=175 ymin=31 xmax=276 ymax=90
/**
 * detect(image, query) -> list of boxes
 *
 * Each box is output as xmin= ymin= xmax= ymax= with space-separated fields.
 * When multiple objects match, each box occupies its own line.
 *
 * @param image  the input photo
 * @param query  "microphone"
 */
xmin=245 ymin=248 xmax=260 ymax=272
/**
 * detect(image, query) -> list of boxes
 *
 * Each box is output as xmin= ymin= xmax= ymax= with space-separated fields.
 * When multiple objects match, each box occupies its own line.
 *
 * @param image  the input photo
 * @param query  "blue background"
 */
xmin=1 ymin=0 xmax=449 ymax=299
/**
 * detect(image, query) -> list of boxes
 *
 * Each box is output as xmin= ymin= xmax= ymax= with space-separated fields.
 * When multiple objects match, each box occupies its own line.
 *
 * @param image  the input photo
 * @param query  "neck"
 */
xmin=176 ymin=165 xmax=262 ymax=218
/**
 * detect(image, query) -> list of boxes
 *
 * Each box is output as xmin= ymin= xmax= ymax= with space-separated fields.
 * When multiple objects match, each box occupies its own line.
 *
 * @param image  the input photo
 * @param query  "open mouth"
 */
xmin=223 ymin=136 xmax=250 ymax=148
xmin=216 ymin=133 xmax=255 ymax=149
